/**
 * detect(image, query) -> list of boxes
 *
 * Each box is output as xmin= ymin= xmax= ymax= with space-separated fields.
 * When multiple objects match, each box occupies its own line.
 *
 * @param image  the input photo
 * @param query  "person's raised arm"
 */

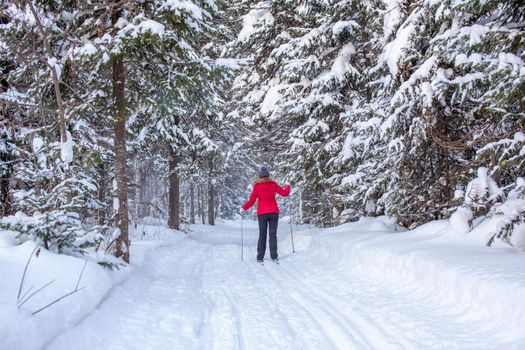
xmin=242 ymin=186 xmax=258 ymax=211
xmin=276 ymin=183 xmax=291 ymax=197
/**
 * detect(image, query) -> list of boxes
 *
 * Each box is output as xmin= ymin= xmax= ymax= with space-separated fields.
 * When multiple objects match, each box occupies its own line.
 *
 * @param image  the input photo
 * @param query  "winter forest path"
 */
xmin=47 ymin=221 xmax=522 ymax=350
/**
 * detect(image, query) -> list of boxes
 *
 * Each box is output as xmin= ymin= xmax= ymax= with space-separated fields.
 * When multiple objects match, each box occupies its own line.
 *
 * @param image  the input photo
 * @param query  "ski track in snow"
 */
xmin=47 ymin=221 xmax=525 ymax=350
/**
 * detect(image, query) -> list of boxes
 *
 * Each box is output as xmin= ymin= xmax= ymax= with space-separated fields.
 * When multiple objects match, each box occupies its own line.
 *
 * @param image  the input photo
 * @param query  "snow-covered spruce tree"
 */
xmin=0 ymin=1 xmax=107 ymax=256
xmin=227 ymin=0 xmax=383 ymax=225
xmin=214 ymin=106 xmax=262 ymax=220
xmin=0 ymin=113 xmax=18 ymax=217
xmin=486 ymin=177 xmax=525 ymax=250
xmin=67 ymin=0 xmax=223 ymax=255
xmin=1 ymin=44 xmax=18 ymax=217
xmin=316 ymin=0 xmax=385 ymax=223
xmin=345 ymin=0 xmax=524 ymax=228
xmin=2 ymin=133 xmax=105 ymax=254
xmin=111 ymin=0 xmax=236 ymax=229
xmin=433 ymin=1 xmax=525 ymax=246
xmin=348 ymin=0 xmax=455 ymax=228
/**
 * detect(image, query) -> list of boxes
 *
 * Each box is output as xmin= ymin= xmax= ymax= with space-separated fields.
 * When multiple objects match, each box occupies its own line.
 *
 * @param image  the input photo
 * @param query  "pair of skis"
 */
xmin=257 ymin=259 xmax=279 ymax=266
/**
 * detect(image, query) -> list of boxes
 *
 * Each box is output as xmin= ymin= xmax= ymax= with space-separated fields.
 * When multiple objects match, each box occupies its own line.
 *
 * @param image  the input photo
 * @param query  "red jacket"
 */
xmin=242 ymin=178 xmax=291 ymax=215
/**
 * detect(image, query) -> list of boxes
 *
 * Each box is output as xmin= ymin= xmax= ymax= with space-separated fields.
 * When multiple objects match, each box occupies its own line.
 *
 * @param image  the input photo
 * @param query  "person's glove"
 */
xmin=286 ymin=182 xmax=291 ymax=187
xmin=239 ymin=208 xmax=245 ymax=214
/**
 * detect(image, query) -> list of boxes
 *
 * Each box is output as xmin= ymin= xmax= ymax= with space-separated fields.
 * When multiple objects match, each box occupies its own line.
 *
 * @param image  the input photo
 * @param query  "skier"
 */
xmin=240 ymin=165 xmax=291 ymax=263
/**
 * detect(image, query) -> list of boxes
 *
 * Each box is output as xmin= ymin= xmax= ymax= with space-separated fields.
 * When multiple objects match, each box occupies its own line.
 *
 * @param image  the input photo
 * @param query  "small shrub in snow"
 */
xmin=0 ymin=230 xmax=18 ymax=247
xmin=1 ymin=211 xmax=103 ymax=255
xmin=487 ymin=178 xmax=525 ymax=250
xmin=450 ymin=206 xmax=473 ymax=233
xmin=0 ymin=134 xmax=104 ymax=257
xmin=451 ymin=168 xmax=502 ymax=234
xmin=454 ymin=171 xmax=525 ymax=250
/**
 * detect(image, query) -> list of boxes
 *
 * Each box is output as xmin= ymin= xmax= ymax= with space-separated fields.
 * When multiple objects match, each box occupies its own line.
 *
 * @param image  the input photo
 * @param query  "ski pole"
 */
xmin=241 ymin=213 xmax=244 ymax=261
xmin=289 ymin=201 xmax=295 ymax=253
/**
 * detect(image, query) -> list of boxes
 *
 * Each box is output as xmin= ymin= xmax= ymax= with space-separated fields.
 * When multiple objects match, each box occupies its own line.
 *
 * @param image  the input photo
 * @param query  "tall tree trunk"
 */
xmin=133 ymin=155 xmax=141 ymax=226
xmin=168 ymin=147 xmax=180 ymax=230
xmin=207 ymin=157 xmax=215 ymax=225
xmin=112 ymin=7 xmax=130 ymax=262
xmin=26 ymin=2 xmax=68 ymax=165
xmin=142 ymin=159 xmax=153 ymax=218
xmin=197 ymin=185 xmax=201 ymax=223
xmin=300 ymin=188 xmax=310 ymax=224
xmin=199 ymin=185 xmax=205 ymax=224
xmin=182 ymin=191 xmax=188 ymax=219
xmin=220 ymin=193 xmax=225 ymax=219
xmin=97 ymin=163 xmax=107 ymax=225
xmin=190 ymin=182 xmax=195 ymax=224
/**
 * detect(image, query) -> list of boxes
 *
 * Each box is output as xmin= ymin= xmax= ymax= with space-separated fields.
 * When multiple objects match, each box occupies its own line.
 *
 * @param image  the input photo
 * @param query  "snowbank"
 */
xmin=0 ymin=229 xmax=18 ymax=247
xmin=0 ymin=225 xmax=184 ymax=349
xmin=282 ymin=217 xmax=525 ymax=344
xmin=22 ymin=219 xmax=525 ymax=349
xmin=0 ymin=241 xmax=113 ymax=349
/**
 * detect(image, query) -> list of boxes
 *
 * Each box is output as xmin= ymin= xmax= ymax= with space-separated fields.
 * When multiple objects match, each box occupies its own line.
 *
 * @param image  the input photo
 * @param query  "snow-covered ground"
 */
xmin=2 ymin=217 xmax=525 ymax=350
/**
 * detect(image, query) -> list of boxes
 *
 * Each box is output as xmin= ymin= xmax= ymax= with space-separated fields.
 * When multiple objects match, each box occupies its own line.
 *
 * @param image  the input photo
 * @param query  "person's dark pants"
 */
xmin=257 ymin=213 xmax=279 ymax=260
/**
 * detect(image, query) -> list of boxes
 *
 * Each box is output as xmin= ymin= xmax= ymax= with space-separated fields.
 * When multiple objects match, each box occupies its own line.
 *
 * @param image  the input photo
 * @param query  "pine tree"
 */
xmin=0 ymin=1 xmax=107 ymax=256
xmin=341 ymin=0 xmax=525 ymax=229
xmin=227 ymin=0 xmax=384 ymax=225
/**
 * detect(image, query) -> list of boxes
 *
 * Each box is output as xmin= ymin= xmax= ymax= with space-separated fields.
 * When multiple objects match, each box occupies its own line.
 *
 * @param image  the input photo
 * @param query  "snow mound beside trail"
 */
xmin=0 ymin=225 xmax=183 ymax=349
xmin=285 ymin=217 xmax=525 ymax=342
xmin=449 ymin=206 xmax=473 ymax=233
xmin=0 ymin=230 xmax=18 ymax=248
xmin=0 ymin=241 xmax=113 ymax=349
xmin=361 ymin=216 xmax=398 ymax=232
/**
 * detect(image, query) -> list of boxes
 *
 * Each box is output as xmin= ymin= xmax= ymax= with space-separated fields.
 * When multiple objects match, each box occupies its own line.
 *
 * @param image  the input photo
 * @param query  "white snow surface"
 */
xmin=449 ymin=206 xmax=473 ymax=233
xmin=0 ymin=241 xmax=113 ymax=349
xmin=332 ymin=20 xmax=358 ymax=37
xmin=260 ymin=84 xmax=283 ymax=114
xmin=237 ymin=8 xmax=274 ymax=42
xmin=137 ymin=19 xmax=165 ymax=36
xmin=383 ymin=0 xmax=402 ymax=40
xmin=60 ymin=131 xmax=74 ymax=164
xmin=382 ymin=22 xmax=416 ymax=76
xmin=3 ymin=218 xmax=525 ymax=349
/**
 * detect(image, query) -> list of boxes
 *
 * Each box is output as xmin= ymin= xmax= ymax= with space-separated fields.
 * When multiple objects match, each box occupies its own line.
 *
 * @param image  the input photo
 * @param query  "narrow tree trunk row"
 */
xmin=190 ymin=183 xmax=195 ymax=224
xmin=207 ymin=157 xmax=215 ymax=226
xmin=168 ymin=148 xmax=180 ymax=231
xmin=111 ymin=5 xmax=130 ymax=262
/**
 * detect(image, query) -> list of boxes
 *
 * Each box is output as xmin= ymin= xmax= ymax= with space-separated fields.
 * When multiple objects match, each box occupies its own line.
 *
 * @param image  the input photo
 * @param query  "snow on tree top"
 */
xmin=238 ymin=8 xmax=274 ymax=42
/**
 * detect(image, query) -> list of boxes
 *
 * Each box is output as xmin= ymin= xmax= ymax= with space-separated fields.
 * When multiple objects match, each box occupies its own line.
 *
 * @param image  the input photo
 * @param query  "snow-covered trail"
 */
xmin=48 ymin=220 xmax=524 ymax=350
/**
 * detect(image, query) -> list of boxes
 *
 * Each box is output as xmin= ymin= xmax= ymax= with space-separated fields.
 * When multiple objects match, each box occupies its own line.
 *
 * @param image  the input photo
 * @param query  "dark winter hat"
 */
xmin=259 ymin=165 xmax=270 ymax=178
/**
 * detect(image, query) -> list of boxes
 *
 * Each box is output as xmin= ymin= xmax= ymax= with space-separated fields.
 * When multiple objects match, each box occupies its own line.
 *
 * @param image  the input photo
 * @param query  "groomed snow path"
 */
xmin=48 ymin=220 xmax=525 ymax=350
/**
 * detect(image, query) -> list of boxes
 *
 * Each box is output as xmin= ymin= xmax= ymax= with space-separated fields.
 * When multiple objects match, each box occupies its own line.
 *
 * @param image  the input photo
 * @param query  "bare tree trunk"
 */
xmin=133 ymin=155 xmax=142 ymax=226
xmin=199 ymin=185 xmax=205 ymax=224
xmin=300 ymin=189 xmax=310 ymax=224
xmin=207 ymin=157 xmax=215 ymax=225
xmin=26 ymin=2 xmax=68 ymax=163
xmin=190 ymin=183 xmax=195 ymax=224
xmin=220 ymin=193 xmax=225 ymax=219
xmin=97 ymin=163 xmax=107 ymax=225
xmin=142 ymin=159 xmax=153 ymax=218
xmin=112 ymin=7 xmax=130 ymax=262
xmin=197 ymin=185 xmax=201 ymax=223
xmin=168 ymin=148 xmax=180 ymax=230
xmin=182 ymin=190 xmax=188 ymax=220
